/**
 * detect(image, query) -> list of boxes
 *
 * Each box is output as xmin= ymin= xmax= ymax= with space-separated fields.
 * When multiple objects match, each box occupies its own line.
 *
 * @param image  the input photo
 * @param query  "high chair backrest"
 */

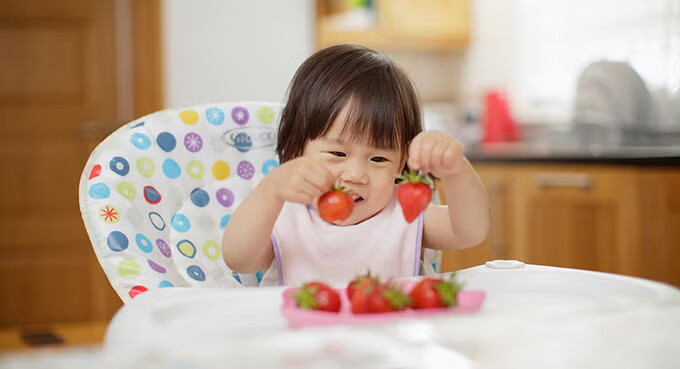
xmin=79 ymin=102 xmax=281 ymax=302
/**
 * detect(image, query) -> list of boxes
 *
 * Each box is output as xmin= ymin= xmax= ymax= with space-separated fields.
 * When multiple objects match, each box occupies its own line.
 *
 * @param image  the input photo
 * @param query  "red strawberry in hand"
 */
xmin=346 ymin=271 xmax=380 ymax=300
xmin=396 ymin=169 xmax=433 ymax=223
xmin=367 ymin=284 xmax=412 ymax=313
xmin=409 ymin=273 xmax=463 ymax=309
xmin=294 ymin=281 xmax=341 ymax=312
xmin=318 ymin=183 xmax=354 ymax=222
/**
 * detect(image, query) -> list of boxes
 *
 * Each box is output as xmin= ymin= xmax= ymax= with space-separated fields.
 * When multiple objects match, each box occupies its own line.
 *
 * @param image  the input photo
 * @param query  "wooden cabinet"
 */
xmin=441 ymin=165 xmax=511 ymax=271
xmin=442 ymin=163 xmax=680 ymax=287
xmin=315 ymin=0 xmax=470 ymax=51
xmin=510 ymin=166 xmax=640 ymax=276
xmin=637 ymin=170 xmax=680 ymax=286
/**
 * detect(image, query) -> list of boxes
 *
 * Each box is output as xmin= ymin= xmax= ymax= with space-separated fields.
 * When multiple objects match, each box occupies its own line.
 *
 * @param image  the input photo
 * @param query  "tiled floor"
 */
xmin=0 ymin=321 xmax=108 ymax=354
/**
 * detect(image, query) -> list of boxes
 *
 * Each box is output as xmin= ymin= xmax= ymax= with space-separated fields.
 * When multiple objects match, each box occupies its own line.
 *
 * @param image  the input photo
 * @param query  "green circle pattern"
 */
xmin=116 ymin=182 xmax=136 ymax=201
xmin=187 ymin=160 xmax=205 ymax=180
xmin=202 ymin=240 xmax=221 ymax=261
xmin=118 ymin=258 xmax=141 ymax=279
xmin=178 ymin=240 xmax=196 ymax=258
xmin=136 ymin=158 xmax=155 ymax=178
xmin=256 ymin=107 xmax=275 ymax=124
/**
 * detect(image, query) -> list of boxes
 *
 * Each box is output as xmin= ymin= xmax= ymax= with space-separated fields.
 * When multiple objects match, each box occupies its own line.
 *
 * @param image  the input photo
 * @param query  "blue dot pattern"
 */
xmin=262 ymin=159 xmax=279 ymax=175
xmin=234 ymin=132 xmax=253 ymax=153
xmin=157 ymin=132 xmax=176 ymax=152
xmin=162 ymin=159 xmax=181 ymax=179
xmin=220 ymin=214 xmax=231 ymax=228
xmin=206 ymin=107 xmax=225 ymax=125
xmin=136 ymin=233 xmax=153 ymax=253
xmin=190 ymin=188 xmax=210 ymax=207
xmin=187 ymin=265 xmax=206 ymax=281
xmin=110 ymin=157 xmax=130 ymax=176
xmin=148 ymin=212 xmax=166 ymax=230
xmin=107 ymin=231 xmax=129 ymax=252
xmin=131 ymin=133 xmax=151 ymax=150
xmin=89 ymin=183 xmax=111 ymax=199
xmin=144 ymin=187 xmax=162 ymax=204
xmin=170 ymin=214 xmax=191 ymax=233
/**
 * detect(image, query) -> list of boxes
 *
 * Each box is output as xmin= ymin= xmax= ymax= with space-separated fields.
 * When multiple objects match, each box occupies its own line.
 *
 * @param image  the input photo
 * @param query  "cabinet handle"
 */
xmin=535 ymin=173 xmax=592 ymax=189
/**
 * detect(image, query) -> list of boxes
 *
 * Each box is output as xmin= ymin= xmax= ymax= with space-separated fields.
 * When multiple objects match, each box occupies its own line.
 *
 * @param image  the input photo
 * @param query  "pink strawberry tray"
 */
xmin=280 ymin=280 xmax=486 ymax=328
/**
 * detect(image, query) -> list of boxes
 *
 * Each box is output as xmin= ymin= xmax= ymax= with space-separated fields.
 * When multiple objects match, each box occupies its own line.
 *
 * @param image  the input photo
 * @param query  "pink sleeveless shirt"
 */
xmin=260 ymin=196 xmax=424 ymax=287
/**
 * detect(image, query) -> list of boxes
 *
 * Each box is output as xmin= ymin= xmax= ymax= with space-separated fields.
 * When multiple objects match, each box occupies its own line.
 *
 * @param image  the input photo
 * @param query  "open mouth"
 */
xmin=350 ymin=193 xmax=364 ymax=203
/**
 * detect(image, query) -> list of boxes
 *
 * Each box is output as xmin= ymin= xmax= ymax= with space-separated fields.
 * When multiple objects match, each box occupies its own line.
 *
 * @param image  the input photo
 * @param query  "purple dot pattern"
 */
xmin=184 ymin=132 xmax=203 ymax=153
xmin=237 ymin=160 xmax=255 ymax=180
xmin=156 ymin=239 xmax=171 ymax=257
xmin=216 ymin=188 xmax=235 ymax=207
xmin=148 ymin=259 xmax=167 ymax=273
xmin=231 ymin=107 xmax=249 ymax=125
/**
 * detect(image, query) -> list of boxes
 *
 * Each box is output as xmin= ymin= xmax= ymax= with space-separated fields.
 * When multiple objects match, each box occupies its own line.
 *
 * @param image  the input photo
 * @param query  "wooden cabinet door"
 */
xmin=441 ymin=165 xmax=511 ymax=272
xmin=638 ymin=170 xmax=680 ymax=287
xmin=509 ymin=166 xmax=641 ymax=276
xmin=0 ymin=0 xmax=137 ymax=327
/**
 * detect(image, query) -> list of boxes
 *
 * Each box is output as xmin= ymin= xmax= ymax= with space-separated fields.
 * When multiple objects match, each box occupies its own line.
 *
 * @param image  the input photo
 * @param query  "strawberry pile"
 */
xmin=293 ymin=272 xmax=464 ymax=314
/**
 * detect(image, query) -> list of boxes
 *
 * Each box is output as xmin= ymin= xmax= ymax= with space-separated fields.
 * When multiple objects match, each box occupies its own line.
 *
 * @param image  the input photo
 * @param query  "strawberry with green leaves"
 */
xmin=396 ymin=169 xmax=434 ymax=223
xmin=351 ymin=281 xmax=411 ymax=314
xmin=294 ymin=281 xmax=341 ymax=313
xmin=409 ymin=273 xmax=463 ymax=309
xmin=346 ymin=271 xmax=380 ymax=300
xmin=350 ymin=278 xmax=376 ymax=314
xmin=318 ymin=182 xmax=354 ymax=223
xmin=366 ymin=284 xmax=412 ymax=313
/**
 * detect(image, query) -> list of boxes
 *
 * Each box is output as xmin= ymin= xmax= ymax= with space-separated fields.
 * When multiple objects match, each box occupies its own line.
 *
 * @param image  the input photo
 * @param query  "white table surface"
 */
xmin=3 ymin=263 xmax=680 ymax=369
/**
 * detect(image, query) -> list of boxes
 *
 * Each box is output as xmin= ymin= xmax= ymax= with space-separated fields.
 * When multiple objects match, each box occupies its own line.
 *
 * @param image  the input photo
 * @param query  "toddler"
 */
xmin=222 ymin=44 xmax=489 ymax=286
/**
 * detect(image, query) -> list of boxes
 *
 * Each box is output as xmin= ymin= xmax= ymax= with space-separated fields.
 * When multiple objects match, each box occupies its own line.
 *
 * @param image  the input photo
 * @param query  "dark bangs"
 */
xmin=277 ymin=44 xmax=422 ymax=163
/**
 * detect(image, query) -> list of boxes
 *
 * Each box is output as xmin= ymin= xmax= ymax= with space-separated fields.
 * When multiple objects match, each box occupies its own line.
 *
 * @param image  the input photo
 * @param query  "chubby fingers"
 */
xmin=407 ymin=132 xmax=464 ymax=175
xmin=302 ymin=160 xmax=337 ymax=193
xmin=275 ymin=158 xmax=337 ymax=204
xmin=442 ymin=143 xmax=463 ymax=166
xmin=407 ymin=134 xmax=424 ymax=171
xmin=407 ymin=132 xmax=445 ymax=173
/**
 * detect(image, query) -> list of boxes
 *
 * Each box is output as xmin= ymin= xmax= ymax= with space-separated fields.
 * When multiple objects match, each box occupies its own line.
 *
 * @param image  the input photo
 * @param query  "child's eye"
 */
xmin=371 ymin=156 xmax=388 ymax=163
xmin=328 ymin=151 xmax=347 ymax=157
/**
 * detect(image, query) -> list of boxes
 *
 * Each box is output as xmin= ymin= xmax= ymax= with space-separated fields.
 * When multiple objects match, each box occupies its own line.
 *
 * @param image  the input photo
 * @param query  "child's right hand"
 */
xmin=262 ymin=157 xmax=336 ymax=205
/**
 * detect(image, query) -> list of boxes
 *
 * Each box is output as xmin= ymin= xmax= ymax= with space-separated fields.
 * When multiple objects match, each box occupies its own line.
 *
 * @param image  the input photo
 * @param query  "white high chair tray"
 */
xmin=103 ymin=263 xmax=680 ymax=369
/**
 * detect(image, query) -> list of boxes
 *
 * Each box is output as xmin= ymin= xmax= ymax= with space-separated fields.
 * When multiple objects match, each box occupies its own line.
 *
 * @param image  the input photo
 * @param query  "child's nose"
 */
xmin=340 ymin=161 xmax=368 ymax=184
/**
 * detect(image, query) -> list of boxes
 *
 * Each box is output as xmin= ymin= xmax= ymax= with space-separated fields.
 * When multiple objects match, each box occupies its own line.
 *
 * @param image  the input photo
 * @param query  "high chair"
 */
xmin=79 ymin=102 xmax=282 ymax=302
xmin=79 ymin=102 xmax=441 ymax=303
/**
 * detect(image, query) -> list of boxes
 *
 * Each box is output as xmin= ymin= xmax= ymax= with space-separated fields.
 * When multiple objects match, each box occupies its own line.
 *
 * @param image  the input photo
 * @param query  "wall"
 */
xmin=459 ymin=0 xmax=680 ymax=126
xmin=163 ymin=0 xmax=314 ymax=108
xmin=162 ymin=1 xmax=679 ymax=127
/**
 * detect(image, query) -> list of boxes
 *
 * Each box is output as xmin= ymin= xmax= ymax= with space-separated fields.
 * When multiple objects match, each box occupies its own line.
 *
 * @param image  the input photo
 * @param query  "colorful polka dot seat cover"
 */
xmin=79 ymin=102 xmax=281 ymax=302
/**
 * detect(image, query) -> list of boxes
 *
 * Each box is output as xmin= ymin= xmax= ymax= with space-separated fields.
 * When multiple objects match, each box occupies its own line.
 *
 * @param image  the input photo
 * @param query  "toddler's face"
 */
xmin=302 ymin=111 xmax=404 ymax=226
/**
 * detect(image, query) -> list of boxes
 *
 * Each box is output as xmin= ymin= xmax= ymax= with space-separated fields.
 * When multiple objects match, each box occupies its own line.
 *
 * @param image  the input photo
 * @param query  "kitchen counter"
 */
xmin=466 ymin=143 xmax=680 ymax=166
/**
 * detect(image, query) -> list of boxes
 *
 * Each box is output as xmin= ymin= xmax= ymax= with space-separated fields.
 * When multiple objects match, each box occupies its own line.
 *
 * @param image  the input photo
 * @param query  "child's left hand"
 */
xmin=407 ymin=131 xmax=465 ymax=176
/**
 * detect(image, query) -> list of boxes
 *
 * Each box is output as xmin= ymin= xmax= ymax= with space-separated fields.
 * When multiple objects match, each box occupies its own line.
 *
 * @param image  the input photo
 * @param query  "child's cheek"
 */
xmin=325 ymin=163 xmax=342 ymax=179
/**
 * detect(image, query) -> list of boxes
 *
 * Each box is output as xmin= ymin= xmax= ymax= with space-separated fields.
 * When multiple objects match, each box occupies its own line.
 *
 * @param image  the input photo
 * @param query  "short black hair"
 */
xmin=277 ymin=44 xmax=422 ymax=163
